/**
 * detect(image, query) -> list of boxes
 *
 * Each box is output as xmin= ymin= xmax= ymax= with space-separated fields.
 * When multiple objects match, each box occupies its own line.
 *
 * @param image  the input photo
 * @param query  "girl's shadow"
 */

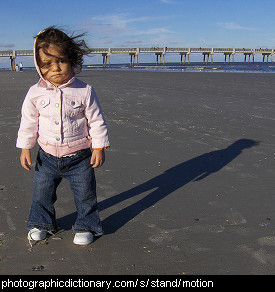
xmin=58 ymin=139 xmax=259 ymax=234
xmin=99 ymin=139 xmax=259 ymax=234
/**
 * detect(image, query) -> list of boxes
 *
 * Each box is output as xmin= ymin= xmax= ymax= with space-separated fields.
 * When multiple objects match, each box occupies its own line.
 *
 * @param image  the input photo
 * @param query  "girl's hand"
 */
xmin=90 ymin=149 xmax=105 ymax=168
xmin=20 ymin=149 xmax=32 ymax=171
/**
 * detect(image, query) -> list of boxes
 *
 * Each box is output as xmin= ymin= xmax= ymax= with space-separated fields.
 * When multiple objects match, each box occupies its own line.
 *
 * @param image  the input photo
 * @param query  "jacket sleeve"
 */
xmin=85 ymin=86 xmax=110 ymax=149
xmin=16 ymin=89 xmax=39 ymax=149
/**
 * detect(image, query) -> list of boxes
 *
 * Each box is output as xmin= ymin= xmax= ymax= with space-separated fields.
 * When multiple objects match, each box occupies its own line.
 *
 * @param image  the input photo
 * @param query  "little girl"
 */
xmin=16 ymin=26 xmax=110 ymax=245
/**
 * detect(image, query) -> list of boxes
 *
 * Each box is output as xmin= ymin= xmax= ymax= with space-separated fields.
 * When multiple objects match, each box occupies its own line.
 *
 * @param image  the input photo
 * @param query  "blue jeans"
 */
xmin=27 ymin=148 xmax=103 ymax=236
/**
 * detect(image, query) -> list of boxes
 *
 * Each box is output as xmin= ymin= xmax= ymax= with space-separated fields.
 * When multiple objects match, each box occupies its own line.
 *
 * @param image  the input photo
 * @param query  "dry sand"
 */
xmin=0 ymin=69 xmax=274 ymax=275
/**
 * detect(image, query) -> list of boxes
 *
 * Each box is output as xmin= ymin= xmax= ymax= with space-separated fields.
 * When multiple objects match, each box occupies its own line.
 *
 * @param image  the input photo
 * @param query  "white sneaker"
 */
xmin=28 ymin=228 xmax=47 ymax=241
xmin=73 ymin=232 xmax=94 ymax=245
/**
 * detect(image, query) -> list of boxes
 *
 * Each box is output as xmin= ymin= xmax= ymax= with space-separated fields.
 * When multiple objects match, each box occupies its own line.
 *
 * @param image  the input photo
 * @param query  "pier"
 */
xmin=0 ymin=47 xmax=274 ymax=69
xmin=0 ymin=50 xmax=33 ymax=70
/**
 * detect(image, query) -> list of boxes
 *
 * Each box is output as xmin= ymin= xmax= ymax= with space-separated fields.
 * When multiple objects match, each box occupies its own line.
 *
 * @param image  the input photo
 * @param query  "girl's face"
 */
xmin=38 ymin=44 xmax=73 ymax=86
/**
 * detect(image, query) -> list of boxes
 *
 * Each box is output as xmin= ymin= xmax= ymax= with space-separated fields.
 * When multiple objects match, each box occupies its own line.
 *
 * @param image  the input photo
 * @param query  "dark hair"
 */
xmin=35 ymin=26 xmax=90 ymax=73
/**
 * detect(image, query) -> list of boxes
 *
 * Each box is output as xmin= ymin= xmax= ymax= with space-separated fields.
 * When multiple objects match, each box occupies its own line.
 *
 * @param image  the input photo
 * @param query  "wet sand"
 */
xmin=0 ymin=70 xmax=274 ymax=275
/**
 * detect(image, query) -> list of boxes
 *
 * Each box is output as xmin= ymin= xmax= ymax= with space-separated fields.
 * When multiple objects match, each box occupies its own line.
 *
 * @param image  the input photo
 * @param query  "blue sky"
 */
xmin=1 ymin=0 xmax=275 ymax=66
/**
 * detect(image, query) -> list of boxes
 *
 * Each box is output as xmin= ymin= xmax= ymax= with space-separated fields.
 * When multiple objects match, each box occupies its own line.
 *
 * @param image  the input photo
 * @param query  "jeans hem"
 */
xmin=27 ymin=222 xmax=58 ymax=233
xmin=72 ymin=225 xmax=104 ymax=236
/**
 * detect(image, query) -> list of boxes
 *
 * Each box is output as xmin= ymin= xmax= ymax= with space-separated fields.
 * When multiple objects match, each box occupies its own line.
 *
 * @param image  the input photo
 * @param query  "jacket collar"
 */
xmin=37 ymin=74 xmax=76 ymax=89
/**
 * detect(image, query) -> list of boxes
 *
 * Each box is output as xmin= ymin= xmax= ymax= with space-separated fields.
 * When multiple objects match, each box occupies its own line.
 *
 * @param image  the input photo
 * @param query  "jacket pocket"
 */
xmin=35 ymin=96 xmax=50 ymax=117
xmin=64 ymin=96 xmax=84 ymax=117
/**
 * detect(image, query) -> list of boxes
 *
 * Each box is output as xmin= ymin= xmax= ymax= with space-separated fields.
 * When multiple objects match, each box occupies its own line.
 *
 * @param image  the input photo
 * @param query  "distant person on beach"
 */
xmin=19 ymin=62 xmax=23 ymax=71
xmin=16 ymin=26 xmax=110 ymax=246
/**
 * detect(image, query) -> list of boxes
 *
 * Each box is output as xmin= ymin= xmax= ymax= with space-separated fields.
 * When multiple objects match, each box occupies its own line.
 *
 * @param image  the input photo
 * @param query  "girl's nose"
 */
xmin=52 ymin=62 xmax=61 ymax=71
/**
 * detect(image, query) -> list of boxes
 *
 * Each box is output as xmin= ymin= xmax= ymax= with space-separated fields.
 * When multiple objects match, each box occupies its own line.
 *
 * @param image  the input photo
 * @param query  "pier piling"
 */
xmin=155 ymin=53 xmax=165 ymax=66
xmin=244 ymin=52 xmax=255 ymax=64
xmin=130 ymin=53 xmax=139 ymax=67
xmin=180 ymin=52 xmax=190 ymax=65
xmin=224 ymin=53 xmax=231 ymax=64
xmin=10 ymin=56 xmax=16 ymax=71
xmin=203 ymin=53 xmax=213 ymax=65
xmin=102 ymin=53 xmax=110 ymax=67
xmin=262 ymin=53 xmax=273 ymax=64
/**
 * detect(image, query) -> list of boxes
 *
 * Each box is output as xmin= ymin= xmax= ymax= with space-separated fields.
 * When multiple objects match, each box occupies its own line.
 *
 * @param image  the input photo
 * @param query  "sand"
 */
xmin=0 ymin=69 xmax=274 ymax=275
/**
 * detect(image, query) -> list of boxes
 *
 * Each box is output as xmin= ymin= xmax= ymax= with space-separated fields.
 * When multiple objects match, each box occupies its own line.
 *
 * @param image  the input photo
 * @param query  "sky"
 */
xmin=1 ymin=0 xmax=275 ymax=66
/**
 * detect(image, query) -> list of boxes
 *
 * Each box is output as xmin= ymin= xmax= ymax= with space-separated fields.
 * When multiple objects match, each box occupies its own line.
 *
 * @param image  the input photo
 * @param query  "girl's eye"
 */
xmin=41 ymin=62 xmax=52 ymax=69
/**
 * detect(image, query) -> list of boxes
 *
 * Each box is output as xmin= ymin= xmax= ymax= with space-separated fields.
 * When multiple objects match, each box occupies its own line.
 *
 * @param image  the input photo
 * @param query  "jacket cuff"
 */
xmin=92 ymin=146 xmax=110 ymax=150
xmin=16 ymin=139 xmax=36 ymax=149
xmin=91 ymin=137 xmax=110 ymax=150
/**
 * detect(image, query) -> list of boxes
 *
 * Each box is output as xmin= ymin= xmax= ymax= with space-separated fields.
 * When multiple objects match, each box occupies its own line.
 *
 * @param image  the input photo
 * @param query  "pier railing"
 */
xmin=1 ymin=47 xmax=274 ymax=69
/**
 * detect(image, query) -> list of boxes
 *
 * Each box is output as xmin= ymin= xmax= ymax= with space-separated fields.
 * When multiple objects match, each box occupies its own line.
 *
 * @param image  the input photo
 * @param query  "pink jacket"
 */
xmin=16 ymin=75 xmax=110 ymax=157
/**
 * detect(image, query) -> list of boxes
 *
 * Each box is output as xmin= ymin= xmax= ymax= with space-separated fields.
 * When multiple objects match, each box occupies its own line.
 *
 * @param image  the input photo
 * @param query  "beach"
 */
xmin=0 ymin=69 xmax=274 ymax=275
